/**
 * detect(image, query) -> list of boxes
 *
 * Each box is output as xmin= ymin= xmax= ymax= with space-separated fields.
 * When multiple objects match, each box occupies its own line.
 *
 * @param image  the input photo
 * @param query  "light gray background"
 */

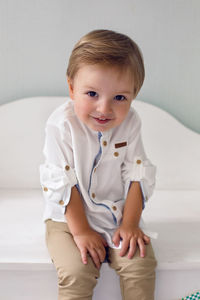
xmin=1 ymin=0 xmax=200 ymax=133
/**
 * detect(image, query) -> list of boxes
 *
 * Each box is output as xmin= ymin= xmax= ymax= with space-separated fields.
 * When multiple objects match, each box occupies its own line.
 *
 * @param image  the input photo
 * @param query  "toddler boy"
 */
xmin=40 ymin=29 xmax=157 ymax=300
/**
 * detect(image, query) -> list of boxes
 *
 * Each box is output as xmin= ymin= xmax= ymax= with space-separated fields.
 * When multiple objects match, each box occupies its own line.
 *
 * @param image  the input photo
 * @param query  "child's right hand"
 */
xmin=73 ymin=229 xmax=108 ymax=269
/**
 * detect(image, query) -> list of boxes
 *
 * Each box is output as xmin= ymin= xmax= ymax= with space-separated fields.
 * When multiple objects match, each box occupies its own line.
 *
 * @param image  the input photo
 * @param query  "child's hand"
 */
xmin=112 ymin=224 xmax=150 ymax=259
xmin=73 ymin=229 xmax=108 ymax=269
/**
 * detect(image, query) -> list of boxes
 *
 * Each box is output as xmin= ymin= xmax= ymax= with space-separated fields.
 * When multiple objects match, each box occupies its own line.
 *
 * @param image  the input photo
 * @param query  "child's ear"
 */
xmin=67 ymin=77 xmax=74 ymax=99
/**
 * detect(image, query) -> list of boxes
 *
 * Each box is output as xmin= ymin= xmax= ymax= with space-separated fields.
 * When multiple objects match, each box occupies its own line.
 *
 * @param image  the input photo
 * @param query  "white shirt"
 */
xmin=39 ymin=99 xmax=157 ymax=248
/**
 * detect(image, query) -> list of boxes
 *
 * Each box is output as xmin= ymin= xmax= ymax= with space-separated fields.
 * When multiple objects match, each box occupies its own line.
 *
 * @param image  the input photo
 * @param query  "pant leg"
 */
xmin=108 ymin=243 xmax=157 ymax=300
xmin=45 ymin=219 xmax=100 ymax=300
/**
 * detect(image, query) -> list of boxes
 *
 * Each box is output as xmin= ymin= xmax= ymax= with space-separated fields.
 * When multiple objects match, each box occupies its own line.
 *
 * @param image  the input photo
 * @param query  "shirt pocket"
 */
xmin=103 ymin=143 xmax=127 ymax=163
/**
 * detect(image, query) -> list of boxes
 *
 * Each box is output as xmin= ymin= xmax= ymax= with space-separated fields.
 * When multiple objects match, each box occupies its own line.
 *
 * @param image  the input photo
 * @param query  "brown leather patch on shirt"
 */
xmin=115 ymin=142 xmax=127 ymax=148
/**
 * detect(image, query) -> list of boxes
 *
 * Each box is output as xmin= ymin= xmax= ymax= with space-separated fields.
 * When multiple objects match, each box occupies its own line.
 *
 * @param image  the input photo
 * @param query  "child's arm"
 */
xmin=65 ymin=186 xmax=107 ymax=269
xmin=112 ymin=181 xmax=150 ymax=258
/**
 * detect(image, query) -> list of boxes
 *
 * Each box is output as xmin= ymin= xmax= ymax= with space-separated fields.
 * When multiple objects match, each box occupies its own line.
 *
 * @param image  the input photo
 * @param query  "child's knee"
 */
xmin=57 ymin=257 xmax=99 ymax=288
xmin=109 ymin=243 xmax=157 ymax=276
xmin=126 ymin=244 xmax=157 ymax=276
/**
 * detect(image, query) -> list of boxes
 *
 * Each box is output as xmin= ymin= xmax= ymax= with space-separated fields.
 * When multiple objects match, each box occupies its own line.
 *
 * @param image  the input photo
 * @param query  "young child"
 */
xmin=40 ymin=29 xmax=157 ymax=300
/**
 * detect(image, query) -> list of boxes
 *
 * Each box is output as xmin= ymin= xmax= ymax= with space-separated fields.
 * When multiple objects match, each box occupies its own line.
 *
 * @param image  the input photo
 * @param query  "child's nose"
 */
xmin=97 ymin=99 xmax=112 ymax=115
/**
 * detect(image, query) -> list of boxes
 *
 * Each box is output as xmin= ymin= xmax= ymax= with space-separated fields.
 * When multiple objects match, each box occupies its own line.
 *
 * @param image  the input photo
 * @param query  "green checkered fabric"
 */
xmin=182 ymin=291 xmax=200 ymax=300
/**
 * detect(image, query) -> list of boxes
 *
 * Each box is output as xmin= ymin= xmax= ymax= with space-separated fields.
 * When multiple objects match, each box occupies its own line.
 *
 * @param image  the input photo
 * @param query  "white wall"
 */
xmin=1 ymin=0 xmax=200 ymax=133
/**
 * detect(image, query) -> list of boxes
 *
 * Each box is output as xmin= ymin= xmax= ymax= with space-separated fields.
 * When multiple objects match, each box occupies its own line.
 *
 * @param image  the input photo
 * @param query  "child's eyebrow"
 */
xmin=84 ymin=86 xmax=98 ymax=90
xmin=117 ymin=91 xmax=132 ymax=94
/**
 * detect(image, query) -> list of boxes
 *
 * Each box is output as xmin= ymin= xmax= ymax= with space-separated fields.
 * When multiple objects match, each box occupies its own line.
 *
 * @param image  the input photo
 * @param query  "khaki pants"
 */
xmin=45 ymin=219 xmax=157 ymax=300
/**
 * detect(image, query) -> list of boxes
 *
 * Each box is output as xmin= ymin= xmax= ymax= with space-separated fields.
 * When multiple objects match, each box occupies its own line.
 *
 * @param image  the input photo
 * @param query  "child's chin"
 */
xmin=89 ymin=124 xmax=112 ymax=132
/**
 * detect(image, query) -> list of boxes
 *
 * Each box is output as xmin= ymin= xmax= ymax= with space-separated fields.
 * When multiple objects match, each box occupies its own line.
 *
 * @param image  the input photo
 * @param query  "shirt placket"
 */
xmin=88 ymin=132 xmax=102 ymax=201
xmin=88 ymin=131 xmax=119 ymax=225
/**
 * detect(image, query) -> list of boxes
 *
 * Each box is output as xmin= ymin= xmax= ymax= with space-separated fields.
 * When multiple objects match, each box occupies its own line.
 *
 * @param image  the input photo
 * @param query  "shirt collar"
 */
xmin=99 ymin=128 xmax=113 ymax=142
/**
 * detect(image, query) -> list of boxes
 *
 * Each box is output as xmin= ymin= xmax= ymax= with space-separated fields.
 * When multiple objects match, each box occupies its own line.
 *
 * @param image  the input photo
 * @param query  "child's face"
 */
xmin=68 ymin=64 xmax=135 ymax=132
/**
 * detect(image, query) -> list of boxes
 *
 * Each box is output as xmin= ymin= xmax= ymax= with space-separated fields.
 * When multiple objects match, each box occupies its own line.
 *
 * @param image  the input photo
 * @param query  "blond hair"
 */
xmin=66 ymin=29 xmax=145 ymax=97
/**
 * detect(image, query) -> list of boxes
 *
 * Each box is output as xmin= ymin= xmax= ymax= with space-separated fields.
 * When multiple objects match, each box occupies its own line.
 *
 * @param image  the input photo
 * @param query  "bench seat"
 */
xmin=1 ymin=188 xmax=200 ymax=300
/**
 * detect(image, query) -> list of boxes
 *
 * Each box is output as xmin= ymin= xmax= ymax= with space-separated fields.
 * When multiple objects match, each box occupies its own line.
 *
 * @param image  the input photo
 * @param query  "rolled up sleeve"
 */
xmin=39 ymin=122 xmax=77 ymax=216
xmin=122 ymin=112 xmax=156 ymax=207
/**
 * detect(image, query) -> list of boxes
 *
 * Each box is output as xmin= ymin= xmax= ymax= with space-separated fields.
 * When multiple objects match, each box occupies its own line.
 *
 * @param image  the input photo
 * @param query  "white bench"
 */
xmin=0 ymin=97 xmax=200 ymax=300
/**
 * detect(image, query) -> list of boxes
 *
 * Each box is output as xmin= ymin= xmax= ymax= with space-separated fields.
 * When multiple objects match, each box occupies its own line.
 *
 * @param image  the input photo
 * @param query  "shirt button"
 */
xmin=92 ymin=193 xmax=96 ymax=198
xmin=65 ymin=165 xmax=70 ymax=171
xmin=43 ymin=187 xmax=48 ymax=192
xmin=136 ymin=159 xmax=142 ymax=164
xmin=94 ymin=168 xmax=97 ymax=173
xmin=112 ymin=205 xmax=117 ymax=211
xmin=59 ymin=200 xmax=64 ymax=205
xmin=114 ymin=152 xmax=119 ymax=157
xmin=103 ymin=141 xmax=107 ymax=146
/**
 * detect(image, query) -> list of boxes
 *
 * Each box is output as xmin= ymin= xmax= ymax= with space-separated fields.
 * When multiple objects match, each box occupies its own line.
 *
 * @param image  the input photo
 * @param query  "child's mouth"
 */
xmin=93 ymin=117 xmax=111 ymax=124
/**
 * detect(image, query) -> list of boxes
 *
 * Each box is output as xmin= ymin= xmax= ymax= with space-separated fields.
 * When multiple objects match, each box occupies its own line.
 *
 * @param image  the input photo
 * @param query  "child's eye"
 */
xmin=114 ymin=95 xmax=126 ymax=101
xmin=87 ymin=91 xmax=98 ymax=97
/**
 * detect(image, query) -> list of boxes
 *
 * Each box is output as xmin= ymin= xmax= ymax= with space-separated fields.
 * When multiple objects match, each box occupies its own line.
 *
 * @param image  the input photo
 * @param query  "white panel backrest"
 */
xmin=133 ymin=101 xmax=200 ymax=190
xmin=0 ymin=97 xmax=200 ymax=189
xmin=0 ymin=97 xmax=66 ymax=188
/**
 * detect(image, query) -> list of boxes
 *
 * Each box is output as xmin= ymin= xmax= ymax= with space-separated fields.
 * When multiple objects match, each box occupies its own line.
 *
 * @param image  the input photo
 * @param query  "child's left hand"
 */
xmin=112 ymin=224 xmax=150 ymax=259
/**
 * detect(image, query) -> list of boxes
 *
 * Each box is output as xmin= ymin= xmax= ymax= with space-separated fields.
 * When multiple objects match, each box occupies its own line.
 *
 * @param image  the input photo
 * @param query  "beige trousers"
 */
xmin=45 ymin=219 xmax=157 ymax=300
